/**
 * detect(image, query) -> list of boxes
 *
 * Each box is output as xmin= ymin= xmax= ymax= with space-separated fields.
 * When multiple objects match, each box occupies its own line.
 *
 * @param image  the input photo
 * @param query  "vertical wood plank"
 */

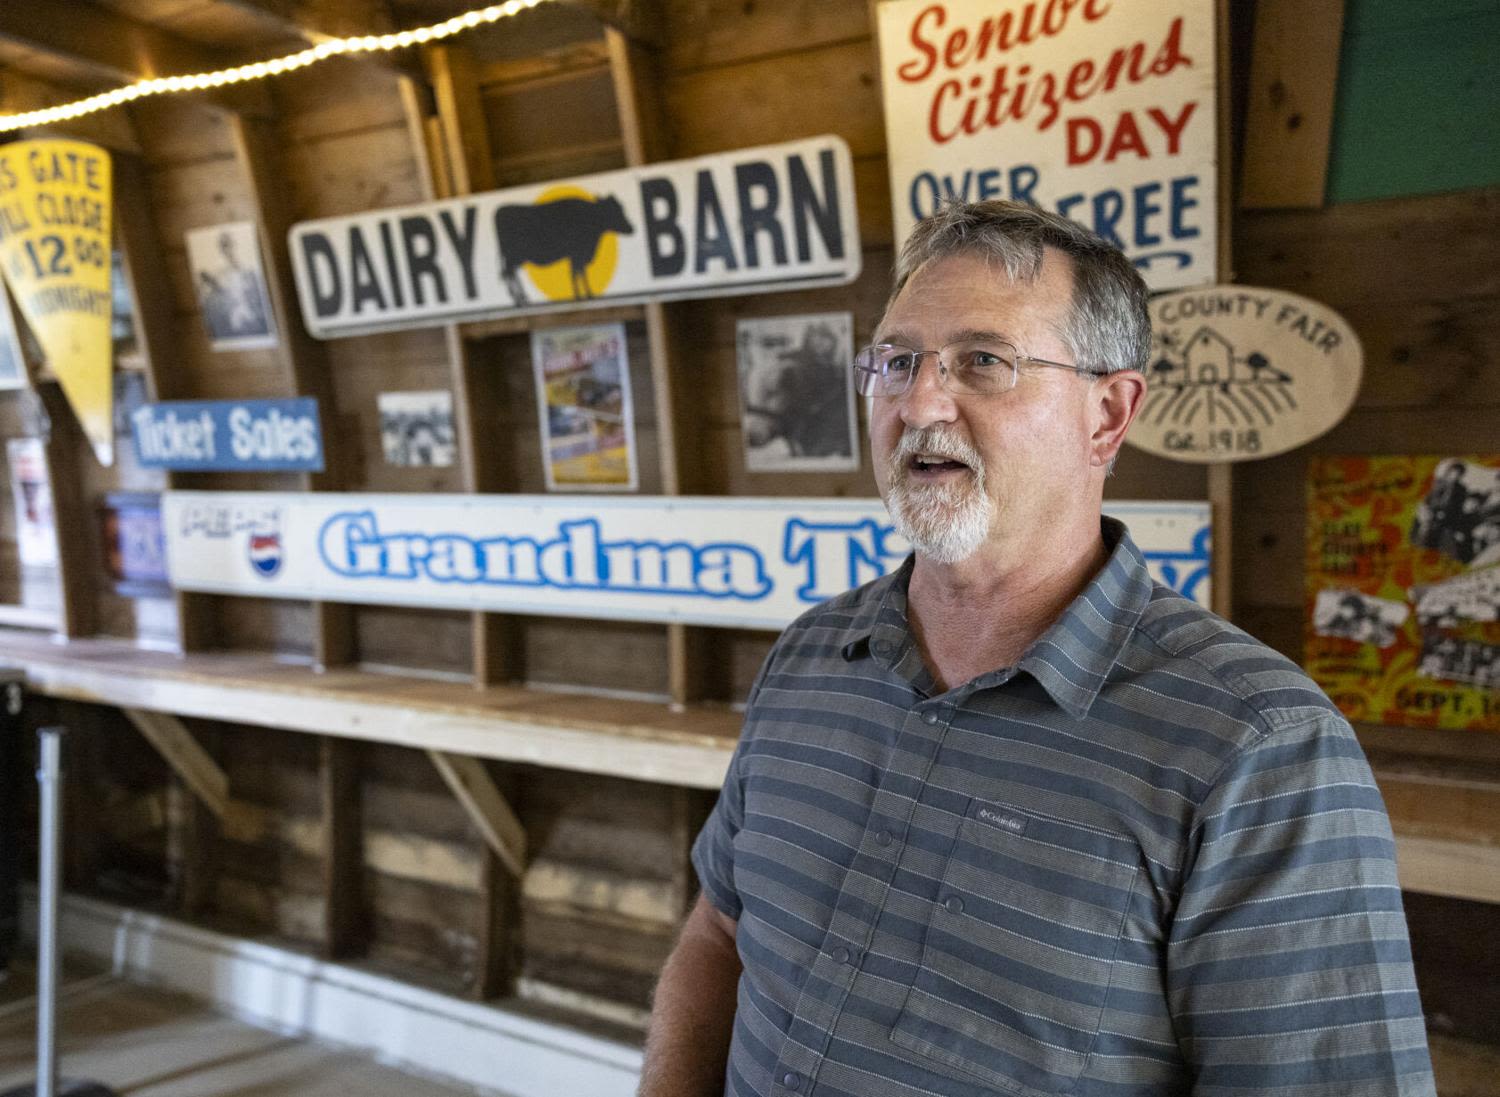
xmin=1240 ymin=0 xmax=1347 ymax=209
xmin=33 ymin=384 xmax=96 ymax=640
xmin=228 ymin=114 xmax=355 ymax=670
xmin=607 ymin=27 xmax=706 ymax=709
xmin=1210 ymin=0 xmax=1235 ymax=622
xmin=320 ymin=737 xmax=366 ymax=959
xmin=112 ymin=153 xmax=216 ymax=651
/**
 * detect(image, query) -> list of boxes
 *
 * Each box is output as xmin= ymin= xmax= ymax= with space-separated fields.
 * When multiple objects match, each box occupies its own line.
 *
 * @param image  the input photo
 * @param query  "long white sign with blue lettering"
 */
xmin=133 ymin=398 xmax=323 ymax=472
xmin=289 ymin=136 xmax=861 ymax=339
xmin=161 ymin=492 xmax=1211 ymax=629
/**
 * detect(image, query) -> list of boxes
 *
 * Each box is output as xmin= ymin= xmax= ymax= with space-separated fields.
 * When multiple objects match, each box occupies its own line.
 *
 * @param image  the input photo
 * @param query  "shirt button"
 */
xmin=876 ymin=830 xmax=893 ymax=847
xmin=944 ymin=895 xmax=964 ymax=915
xmin=924 ymin=711 xmax=940 ymax=725
xmin=830 ymin=946 xmax=850 ymax=965
xmin=873 ymin=639 xmax=892 ymax=656
xmin=782 ymin=1072 xmax=802 ymax=1091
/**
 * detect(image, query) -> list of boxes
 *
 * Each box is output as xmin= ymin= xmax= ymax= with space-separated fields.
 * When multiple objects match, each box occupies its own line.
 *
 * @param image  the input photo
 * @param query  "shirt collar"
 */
xmin=1015 ymin=517 xmax=1154 ymax=718
xmin=838 ymin=518 xmax=1154 ymax=718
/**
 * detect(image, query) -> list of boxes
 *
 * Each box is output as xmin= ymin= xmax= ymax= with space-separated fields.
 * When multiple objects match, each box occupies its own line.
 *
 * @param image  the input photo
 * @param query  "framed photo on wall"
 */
xmin=736 ymin=312 xmax=859 ymax=473
xmin=185 ymin=221 xmax=279 ymax=351
xmin=378 ymin=390 xmax=456 ymax=468
xmin=531 ymin=323 xmax=639 ymax=491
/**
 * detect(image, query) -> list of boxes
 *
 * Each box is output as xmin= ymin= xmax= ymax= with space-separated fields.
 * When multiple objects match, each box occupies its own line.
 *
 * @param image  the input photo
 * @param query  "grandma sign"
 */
xmin=162 ymin=492 xmax=1212 ymax=628
xmin=876 ymin=0 xmax=1218 ymax=290
xmin=289 ymin=136 xmax=860 ymax=338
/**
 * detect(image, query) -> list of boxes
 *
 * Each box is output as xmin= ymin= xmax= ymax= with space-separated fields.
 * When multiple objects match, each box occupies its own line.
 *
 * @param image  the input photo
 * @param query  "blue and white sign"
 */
xmin=133 ymin=398 xmax=324 ymax=472
xmin=162 ymin=492 xmax=1211 ymax=629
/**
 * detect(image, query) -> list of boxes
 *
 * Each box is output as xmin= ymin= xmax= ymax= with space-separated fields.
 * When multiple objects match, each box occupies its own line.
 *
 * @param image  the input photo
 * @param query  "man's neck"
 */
xmin=906 ymin=521 xmax=1109 ymax=693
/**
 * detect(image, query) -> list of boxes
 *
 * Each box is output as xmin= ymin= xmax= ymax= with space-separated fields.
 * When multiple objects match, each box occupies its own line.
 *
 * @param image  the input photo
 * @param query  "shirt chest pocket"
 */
xmin=891 ymin=800 xmax=1140 ymax=1097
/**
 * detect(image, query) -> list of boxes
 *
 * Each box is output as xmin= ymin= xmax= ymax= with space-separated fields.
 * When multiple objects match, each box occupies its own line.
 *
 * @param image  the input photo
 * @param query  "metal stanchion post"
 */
xmin=0 ymin=726 xmax=118 ymax=1097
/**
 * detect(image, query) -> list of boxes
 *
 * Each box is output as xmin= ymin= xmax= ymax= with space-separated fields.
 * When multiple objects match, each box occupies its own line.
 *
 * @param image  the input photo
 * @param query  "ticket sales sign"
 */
xmin=162 ymin=492 xmax=1212 ymax=628
xmin=133 ymin=398 xmax=324 ymax=472
xmin=289 ymin=137 xmax=861 ymax=338
xmin=876 ymin=0 xmax=1218 ymax=291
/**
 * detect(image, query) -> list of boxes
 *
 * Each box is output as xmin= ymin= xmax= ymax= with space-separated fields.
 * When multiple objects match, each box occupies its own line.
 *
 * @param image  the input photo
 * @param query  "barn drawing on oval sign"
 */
xmin=494 ymin=189 xmax=634 ymax=306
xmin=1140 ymin=324 xmax=1296 ymax=428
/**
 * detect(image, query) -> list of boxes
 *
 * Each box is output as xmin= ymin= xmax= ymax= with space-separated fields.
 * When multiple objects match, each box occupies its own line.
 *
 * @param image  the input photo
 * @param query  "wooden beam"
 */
xmin=123 ymin=708 xmax=229 ymax=819
xmin=228 ymin=114 xmax=356 ymax=670
xmin=0 ymin=1 xmax=270 ymax=115
xmin=428 ymin=751 xmax=526 ymax=877
xmin=32 ymin=383 xmax=97 ymax=640
xmin=320 ymin=737 xmax=366 ymax=958
xmin=1240 ymin=0 xmax=1346 ymax=209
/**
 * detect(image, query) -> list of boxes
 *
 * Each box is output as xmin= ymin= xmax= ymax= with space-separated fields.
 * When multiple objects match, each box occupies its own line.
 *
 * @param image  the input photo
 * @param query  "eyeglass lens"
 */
xmin=854 ymin=340 xmax=1018 ymax=397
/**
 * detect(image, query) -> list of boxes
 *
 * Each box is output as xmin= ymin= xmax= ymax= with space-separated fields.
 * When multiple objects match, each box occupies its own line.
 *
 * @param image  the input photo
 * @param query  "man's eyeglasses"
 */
xmin=853 ymin=339 xmax=1108 ymax=397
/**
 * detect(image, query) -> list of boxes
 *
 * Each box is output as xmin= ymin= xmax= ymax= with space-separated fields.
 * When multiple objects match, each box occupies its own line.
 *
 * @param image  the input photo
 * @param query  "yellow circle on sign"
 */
xmin=524 ymin=185 xmax=621 ymax=302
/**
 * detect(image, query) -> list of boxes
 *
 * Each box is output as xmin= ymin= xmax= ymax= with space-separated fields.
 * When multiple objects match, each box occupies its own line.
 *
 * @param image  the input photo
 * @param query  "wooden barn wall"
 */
xmin=6 ymin=0 xmax=1494 ymax=1036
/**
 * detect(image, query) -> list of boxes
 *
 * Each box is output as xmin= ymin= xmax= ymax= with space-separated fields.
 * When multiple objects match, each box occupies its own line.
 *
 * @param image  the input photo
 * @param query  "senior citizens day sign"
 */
xmin=162 ymin=492 xmax=1212 ymax=628
xmin=0 ymin=139 xmax=115 ymax=462
xmin=289 ymin=137 xmax=860 ymax=338
xmin=1130 ymin=285 xmax=1363 ymax=462
xmin=876 ymin=0 xmax=1218 ymax=290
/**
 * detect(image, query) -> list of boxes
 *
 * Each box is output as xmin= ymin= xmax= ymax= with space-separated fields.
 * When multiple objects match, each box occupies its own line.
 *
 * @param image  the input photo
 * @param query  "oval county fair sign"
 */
xmin=161 ymin=492 xmax=1212 ymax=629
xmin=876 ymin=0 xmax=1218 ymax=291
xmin=288 ymin=136 xmax=860 ymax=338
xmin=1128 ymin=285 xmax=1364 ymax=462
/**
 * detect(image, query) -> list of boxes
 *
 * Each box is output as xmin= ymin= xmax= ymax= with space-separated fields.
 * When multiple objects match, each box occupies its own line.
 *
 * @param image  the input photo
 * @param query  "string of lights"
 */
xmin=0 ymin=0 xmax=555 ymax=135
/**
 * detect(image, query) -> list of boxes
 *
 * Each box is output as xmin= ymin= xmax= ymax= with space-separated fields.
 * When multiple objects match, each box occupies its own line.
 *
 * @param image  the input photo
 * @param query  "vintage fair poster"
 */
xmin=0 ymin=140 xmax=115 ymax=463
xmin=876 ymin=0 xmax=1217 ymax=291
xmin=7 ymin=436 xmax=57 ymax=568
xmin=531 ymin=323 xmax=638 ymax=491
xmin=1306 ymin=455 xmax=1500 ymax=732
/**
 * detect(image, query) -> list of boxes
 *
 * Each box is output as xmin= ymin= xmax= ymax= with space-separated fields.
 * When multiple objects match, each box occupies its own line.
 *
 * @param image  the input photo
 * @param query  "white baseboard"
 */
xmin=22 ymin=890 xmax=644 ymax=1097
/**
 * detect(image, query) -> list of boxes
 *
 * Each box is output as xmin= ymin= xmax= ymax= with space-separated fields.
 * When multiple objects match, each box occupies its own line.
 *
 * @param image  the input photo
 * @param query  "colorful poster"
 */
xmin=1306 ymin=455 xmax=1500 ymax=731
xmin=0 ymin=139 xmax=114 ymax=462
xmin=875 ymin=0 xmax=1217 ymax=291
xmin=737 ymin=313 xmax=859 ymax=472
xmin=532 ymin=324 xmax=638 ymax=491
xmin=1132 ymin=286 xmax=1363 ymax=462
xmin=131 ymin=397 xmax=323 ymax=472
xmin=7 ymin=437 xmax=56 ymax=568
xmin=162 ymin=492 xmax=1211 ymax=630
xmin=289 ymin=137 xmax=861 ymax=338
xmin=100 ymin=492 xmax=170 ymax=596
xmin=185 ymin=222 xmax=278 ymax=351
xmin=378 ymin=390 xmax=456 ymax=468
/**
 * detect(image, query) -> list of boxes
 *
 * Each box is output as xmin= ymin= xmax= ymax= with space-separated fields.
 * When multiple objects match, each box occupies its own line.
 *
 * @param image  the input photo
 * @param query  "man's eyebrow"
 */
xmin=872 ymin=327 xmax=1017 ymax=346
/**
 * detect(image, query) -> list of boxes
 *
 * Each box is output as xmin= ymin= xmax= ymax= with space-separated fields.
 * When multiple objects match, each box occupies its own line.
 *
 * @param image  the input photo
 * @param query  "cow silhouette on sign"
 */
xmin=493 ymin=194 xmax=634 ymax=306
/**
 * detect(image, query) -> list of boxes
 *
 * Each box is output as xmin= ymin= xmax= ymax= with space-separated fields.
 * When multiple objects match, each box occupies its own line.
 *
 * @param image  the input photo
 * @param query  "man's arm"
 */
xmin=638 ymin=894 xmax=742 ymax=1097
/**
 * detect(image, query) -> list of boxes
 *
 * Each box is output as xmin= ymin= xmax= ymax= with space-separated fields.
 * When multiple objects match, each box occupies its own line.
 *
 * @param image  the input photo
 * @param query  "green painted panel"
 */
xmin=1325 ymin=0 xmax=1500 ymax=202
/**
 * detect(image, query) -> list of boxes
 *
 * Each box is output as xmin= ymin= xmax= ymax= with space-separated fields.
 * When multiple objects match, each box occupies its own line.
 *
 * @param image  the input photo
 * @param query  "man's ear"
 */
xmin=1089 ymin=370 xmax=1146 ymax=468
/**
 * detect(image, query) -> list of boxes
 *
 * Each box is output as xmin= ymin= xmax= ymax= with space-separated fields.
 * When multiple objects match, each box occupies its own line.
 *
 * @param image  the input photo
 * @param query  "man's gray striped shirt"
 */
xmin=692 ymin=519 xmax=1434 ymax=1096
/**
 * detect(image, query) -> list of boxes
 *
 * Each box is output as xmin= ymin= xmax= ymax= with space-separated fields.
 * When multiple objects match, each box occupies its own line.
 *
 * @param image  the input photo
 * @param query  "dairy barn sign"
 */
xmin=876 ymin=0 xmax=1219 ymax=291
xmin=288 ymin=137 xmax=861 ymax=337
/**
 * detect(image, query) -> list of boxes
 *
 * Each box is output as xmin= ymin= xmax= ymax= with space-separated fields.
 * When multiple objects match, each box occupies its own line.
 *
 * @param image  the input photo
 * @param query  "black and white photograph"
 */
xmin=378 ymin=389 xmax=456 ymax=468
xmin=1419 ymin=634 xmax=1500 ymax=690
xmin=736 ymin=312 xmax=858 ymax=473
xmin=1412 ymin=567 xmax=1500 ymax=628
xmin=1410 ymin=458 xmax=1500 ymax=566
xmin=1313 ymin=588 xmax=1410 ymax=648
xmin=185 ymin=221 xmax=278 ymax=350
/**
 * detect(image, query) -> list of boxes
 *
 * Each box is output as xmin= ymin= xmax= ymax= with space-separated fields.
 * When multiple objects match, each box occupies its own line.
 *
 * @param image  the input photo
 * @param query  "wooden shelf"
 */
xmin=0 ymin=628 xmax=738 ymax=789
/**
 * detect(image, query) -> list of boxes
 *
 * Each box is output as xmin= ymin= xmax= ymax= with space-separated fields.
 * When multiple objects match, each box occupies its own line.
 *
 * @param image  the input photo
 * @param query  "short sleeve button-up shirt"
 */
xmin=692 ymin=519 xmax=1435 ymax=1097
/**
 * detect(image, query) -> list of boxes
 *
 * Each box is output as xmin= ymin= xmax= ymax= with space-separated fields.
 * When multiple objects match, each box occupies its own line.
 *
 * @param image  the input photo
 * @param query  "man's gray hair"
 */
xmin=891 ymin=200 xmax=1151 ymax=375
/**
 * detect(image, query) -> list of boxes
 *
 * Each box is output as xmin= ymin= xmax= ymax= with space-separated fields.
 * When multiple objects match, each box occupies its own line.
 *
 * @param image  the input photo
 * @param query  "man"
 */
xmin=640 ymin=201 xmax=1434 ymax=1096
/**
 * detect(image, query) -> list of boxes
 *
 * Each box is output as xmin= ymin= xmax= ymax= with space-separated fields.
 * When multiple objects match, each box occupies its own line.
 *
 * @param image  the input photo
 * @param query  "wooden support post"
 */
xmin=320 ymin=737 xmax=366 ymax=959
xmin=122 ymin=708 xmax=229 ymax=819
xmin=113 ymin=153 xmax=217 ymax=652
xmin=32 ymin=383 xmax=96 ymax=641
xmin=474 ymin=844 xmax=521 ymax=999
xmin=428 ymin=751 xmax=527 ymax=878
xmin=228 ymin=115 xmax=356 ymax=672
xmin=410 ymin=60 xmax=522 ymax=688
xmin=1208 ymin=0 xmax=1236 ymax=622
xmin=606 ymin=27 xmax=705 ymax=709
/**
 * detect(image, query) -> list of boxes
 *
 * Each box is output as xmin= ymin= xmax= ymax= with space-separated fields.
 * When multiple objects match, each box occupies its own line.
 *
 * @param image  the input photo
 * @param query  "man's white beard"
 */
xmin=884 ymin=427 xmax=995 ymax=564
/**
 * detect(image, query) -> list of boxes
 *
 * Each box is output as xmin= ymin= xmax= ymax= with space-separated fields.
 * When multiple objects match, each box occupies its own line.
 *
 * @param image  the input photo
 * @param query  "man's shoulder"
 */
xmin=1126 ymin=583 xmax=1347 ymax=739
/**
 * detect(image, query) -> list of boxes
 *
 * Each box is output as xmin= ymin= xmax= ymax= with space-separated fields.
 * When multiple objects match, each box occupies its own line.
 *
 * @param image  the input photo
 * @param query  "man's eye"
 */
xmin=958 ymin=350 xmax=1006 ymax=370
xmin=885 ymin=353 xmax=915 ymax=374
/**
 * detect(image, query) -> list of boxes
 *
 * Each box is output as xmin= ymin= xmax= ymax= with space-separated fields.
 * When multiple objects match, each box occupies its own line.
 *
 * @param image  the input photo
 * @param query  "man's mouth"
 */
xmin=908 ymin=453 xmax=971 ymax=474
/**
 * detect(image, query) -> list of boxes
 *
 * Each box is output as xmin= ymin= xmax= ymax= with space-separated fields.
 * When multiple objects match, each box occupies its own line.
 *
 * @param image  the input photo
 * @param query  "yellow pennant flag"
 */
xmin=0 ymin=139 xmax=114 ymax=464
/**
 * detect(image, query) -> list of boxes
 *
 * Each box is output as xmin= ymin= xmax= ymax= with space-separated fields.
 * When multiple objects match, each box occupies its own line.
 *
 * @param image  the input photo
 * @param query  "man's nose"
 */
xmin=897 ymin=354 xmax=959 ymax=428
